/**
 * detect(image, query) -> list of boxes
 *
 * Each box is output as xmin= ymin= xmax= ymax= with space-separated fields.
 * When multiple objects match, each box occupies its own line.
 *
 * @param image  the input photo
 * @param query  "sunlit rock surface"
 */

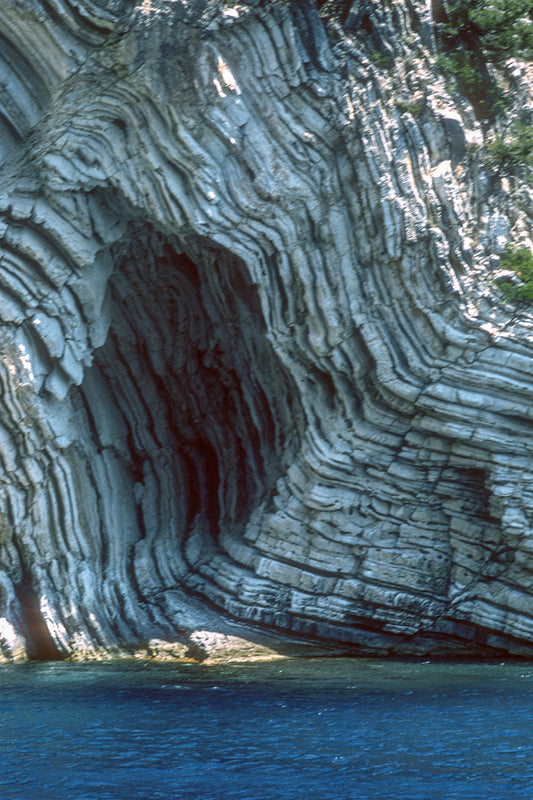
xmin=0 ymin=0 xmax=533 ymax=661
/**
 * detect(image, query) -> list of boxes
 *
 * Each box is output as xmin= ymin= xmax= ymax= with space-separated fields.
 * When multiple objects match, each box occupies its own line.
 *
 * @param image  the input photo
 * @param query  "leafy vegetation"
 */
xmin=394 ymin=98 xmax=424 ymax=118
xmin=497 ymin=246 xmax=533 ymax=302
xmin=437 ymin=51 xmax=499 ymax=117
xmin=442 ymin=0 xmax=533 ymax=62
xmin=437 ymin=0 xmax=533 ymax=119
xmin=485 ymin=121 xmax=533 ymax=172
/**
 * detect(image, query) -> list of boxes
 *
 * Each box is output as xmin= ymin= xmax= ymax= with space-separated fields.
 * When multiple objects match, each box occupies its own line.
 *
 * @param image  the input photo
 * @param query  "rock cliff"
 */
xmin=0 ymin=0 xmax=533 ymax=661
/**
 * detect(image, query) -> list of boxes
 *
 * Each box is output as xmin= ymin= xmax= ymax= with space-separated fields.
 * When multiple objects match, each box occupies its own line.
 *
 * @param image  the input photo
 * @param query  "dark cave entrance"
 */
xmin=78 ymin=225 xmax=302 ymax=588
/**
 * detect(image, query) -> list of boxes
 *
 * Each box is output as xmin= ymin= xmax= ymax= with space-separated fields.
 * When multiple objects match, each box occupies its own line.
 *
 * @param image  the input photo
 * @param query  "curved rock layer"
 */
xmin=0 ymin=0 xmax=533 ymax=660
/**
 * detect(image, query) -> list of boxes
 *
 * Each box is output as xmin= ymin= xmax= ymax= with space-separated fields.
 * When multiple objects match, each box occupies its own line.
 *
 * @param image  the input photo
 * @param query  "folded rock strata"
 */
xmin=0 ymin=0 xmax=532 ymax=661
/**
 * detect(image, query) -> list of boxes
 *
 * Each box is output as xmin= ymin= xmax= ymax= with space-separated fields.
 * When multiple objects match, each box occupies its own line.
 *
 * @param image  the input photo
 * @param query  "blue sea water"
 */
xmin=1 ymin=657 xmax=533 ymax=799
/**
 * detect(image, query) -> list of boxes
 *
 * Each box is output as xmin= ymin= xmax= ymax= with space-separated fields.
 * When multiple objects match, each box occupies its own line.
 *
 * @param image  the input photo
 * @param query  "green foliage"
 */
xmin=485 ymin=121 xmax=533 ymax=172
xmin=369 ymin=51 xmax=393 ymax=70
xmin=443 ymin=0 xmax=533 ymax=62
xmin=437 ymin=0 xmax=533 ymax=119
xmin=497 ymin=246 xmax=533 ymax=301
xmin=394 ymin=98 xmax=424 ymax=118
xmin=437 ymin=51 xmax=500 ymax=115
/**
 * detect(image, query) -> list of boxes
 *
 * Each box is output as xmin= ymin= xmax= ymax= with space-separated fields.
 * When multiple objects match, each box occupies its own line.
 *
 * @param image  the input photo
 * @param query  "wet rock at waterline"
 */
xmin=0 ymin=0 xmax=533 ymax=661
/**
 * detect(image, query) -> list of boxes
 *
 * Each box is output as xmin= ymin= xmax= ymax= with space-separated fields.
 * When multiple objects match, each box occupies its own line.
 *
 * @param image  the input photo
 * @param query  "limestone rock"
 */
xmin=0 ymin=0 xmax=533 ymax=661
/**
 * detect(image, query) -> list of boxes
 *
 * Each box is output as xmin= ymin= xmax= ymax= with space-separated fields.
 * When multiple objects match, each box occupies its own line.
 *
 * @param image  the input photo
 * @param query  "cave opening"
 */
xmin=14 ymin=571 xmax=65 ymax=661
xmin=77 ymin=225 xmax=303 ymax=607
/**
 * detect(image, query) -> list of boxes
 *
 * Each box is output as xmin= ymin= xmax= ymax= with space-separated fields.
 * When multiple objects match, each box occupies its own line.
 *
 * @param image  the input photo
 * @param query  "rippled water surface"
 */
xmin=1 ymin=657 xmax=533 ymax=799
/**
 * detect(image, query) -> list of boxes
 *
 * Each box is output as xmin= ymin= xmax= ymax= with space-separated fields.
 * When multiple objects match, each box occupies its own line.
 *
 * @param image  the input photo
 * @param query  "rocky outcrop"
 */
xmin=0 ymin=0 xmax=533 ymax=661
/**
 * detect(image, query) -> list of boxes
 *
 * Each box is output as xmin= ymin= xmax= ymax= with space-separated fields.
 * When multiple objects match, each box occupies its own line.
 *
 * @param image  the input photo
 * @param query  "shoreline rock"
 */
xmin=0 ymin=0 xmax=533 ymax=661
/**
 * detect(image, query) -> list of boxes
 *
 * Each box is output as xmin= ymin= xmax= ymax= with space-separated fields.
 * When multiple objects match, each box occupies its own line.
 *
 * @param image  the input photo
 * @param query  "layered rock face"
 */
xmin=0 ymin=0 xmax=533 ymax=661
